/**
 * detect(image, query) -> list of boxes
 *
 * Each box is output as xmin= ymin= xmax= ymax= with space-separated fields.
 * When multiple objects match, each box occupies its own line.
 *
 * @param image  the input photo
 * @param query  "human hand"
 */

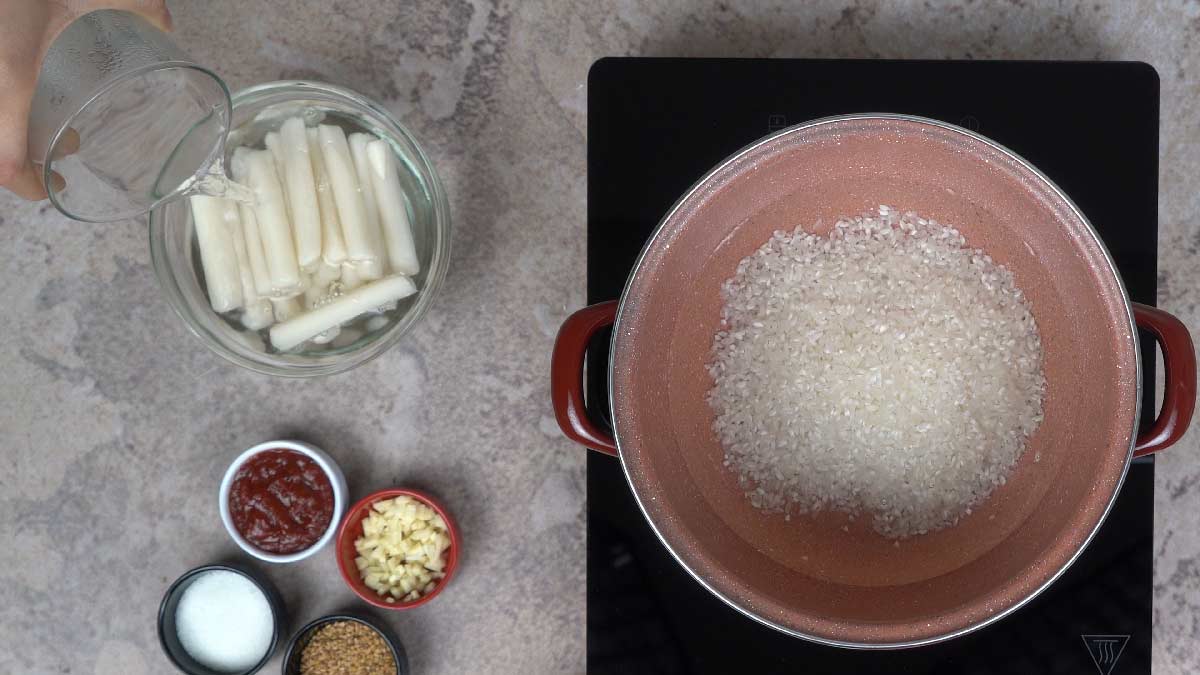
xmin=0 ymin=0 xmax=172 ymax=200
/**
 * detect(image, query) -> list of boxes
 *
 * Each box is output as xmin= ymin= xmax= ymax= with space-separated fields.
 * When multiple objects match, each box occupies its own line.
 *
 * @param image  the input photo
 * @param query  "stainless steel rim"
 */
xmin=604 ymin=112 xmax=1142 ymax=649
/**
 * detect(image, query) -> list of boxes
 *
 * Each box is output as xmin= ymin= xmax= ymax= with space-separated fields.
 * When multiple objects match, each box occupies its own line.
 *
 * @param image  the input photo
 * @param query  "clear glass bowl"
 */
xmin=150 ymin=81 xmax=450 ymax=377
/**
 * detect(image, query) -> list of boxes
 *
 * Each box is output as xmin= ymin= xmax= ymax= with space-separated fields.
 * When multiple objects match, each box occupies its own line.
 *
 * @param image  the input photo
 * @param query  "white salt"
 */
xmin=175 ymin=570 xmax=273 ymax=672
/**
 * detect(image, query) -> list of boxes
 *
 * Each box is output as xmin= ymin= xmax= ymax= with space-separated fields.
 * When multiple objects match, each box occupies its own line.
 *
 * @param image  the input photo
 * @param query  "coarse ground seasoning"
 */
xmin=299 ymin=620 xmax=397 ymax=675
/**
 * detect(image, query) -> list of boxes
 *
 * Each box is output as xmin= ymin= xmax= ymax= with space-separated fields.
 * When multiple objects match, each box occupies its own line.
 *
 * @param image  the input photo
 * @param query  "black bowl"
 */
xmin=282 ymin=612 xmax=409 ymax=675
xmin=157 ymin=562 xmax=286 ymax=675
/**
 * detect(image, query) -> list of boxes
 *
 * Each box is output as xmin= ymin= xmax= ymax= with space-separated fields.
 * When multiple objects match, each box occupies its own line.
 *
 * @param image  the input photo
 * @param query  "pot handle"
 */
xmin=551 ymin=301 xmax=619 ymax=456
xmin=1132 ymin=302 xmax=1197 ymax=457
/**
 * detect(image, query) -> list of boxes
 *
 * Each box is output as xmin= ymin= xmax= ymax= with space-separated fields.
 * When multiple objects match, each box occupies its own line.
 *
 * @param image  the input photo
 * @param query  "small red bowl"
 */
xmin=336 ymin=488 xmax=461 ymax=610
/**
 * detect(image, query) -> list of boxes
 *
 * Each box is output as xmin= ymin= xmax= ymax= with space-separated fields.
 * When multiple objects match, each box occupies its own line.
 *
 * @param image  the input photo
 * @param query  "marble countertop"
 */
xmin=1 ymin=1 xmax=1198 ymax=673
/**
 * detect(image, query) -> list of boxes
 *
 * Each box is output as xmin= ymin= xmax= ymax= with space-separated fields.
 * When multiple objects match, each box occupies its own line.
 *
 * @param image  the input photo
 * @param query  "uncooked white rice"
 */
xmin=707 ymin=206 xmax=1045 ymax=538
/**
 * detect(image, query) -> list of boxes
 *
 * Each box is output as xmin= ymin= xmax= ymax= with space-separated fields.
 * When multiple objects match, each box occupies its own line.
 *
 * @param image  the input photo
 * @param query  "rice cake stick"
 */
xmin=190 ymin=195 xmax=244 ymax=312
xmin=348 ymin=133 xmax=388 ymax=277
xmin=270 ymin=275 xmax=417 ymax=351
xmin=366 ymin=139 xmax=420 ymax=276
xmin=341 ymin=262 xmax=363 ymax=291
xmin=229 ymin=150 xmax=274 ymax=297
xmin=304 ymin=262 xmax=341 ymax=310
xmin=263 ymin=132 xmax=289 ymax=196
xmin=270 ymin=296 xmax=303 ymax=323
xmin=225 ymin=200 xmax=274 ymax=331
xmin=241 ymin=295 xmax=275 ymax=331
xmin=317 ymin=125 xmax=383 ymax=279
xmin=243 ymin=150 xmax=302 ymax=294
xmin=237 ymin=203 xmax=274 ymax=297
xmin=279 ymin=118 xmax=322 ymax=272
xmin=263 ymin=132 xmax=294 ymax=239
xmin=306 ymin=127 xmax=348 ymax=266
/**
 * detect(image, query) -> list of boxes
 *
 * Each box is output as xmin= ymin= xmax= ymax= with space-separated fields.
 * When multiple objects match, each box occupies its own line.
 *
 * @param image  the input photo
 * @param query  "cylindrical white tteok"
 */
xmin=304 ymin=260 xmax=343 ymax=313
xmin=241 ymin=296 xmax=274 ymax=331
xmin=366 ymin=139 xmax=421 ymax=276
xmin=263 ymin=132 xmax=289 ymax=202
xmin=237 ymin=201 xmax=273 ymax=297
xmin=190 ymin=195 xmax=243 ymax=313
xmin=270 ymin=275 xmax=417 ymax=351
xmin=317 ymin=125 xmax=384 ymax=279
xmin=341 ymin=262 xmax=363 ymax=291
xmin=279 ymin=117 xmax=322 ymax=272
xmin=306 ymin=127 xmax=348 ymax=266
xmin=237 ymin=148 xmax=302 ymax=294
xmin=224 ymin=198 xmax=274 ymax=331
xmin=270 ymin=296 xmax=303 ymax=323
xmin=348 ymin=132 xmax=388 ymax=278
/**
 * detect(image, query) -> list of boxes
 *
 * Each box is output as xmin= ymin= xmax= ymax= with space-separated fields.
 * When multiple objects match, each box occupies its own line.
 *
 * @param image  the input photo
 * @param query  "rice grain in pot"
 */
xmin=707 ymin=206 xmax=1046 ymax=538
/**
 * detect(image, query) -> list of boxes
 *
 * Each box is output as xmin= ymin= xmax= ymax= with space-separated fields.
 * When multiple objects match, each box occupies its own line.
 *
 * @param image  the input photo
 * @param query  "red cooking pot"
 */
xmin=551 ymin=114 xmax=1196 ymax=647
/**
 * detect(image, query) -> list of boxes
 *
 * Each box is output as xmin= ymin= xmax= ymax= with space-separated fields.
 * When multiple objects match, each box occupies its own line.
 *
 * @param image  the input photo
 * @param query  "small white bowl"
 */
xmin=219 ymin=440 xmax=348 ymax=563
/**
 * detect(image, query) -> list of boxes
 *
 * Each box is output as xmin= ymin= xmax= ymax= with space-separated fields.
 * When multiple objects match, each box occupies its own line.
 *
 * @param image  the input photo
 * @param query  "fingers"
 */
xmin=0 ymin=78 xmax=38 ymax=200
xmin=2 ymin=162 xmax=46 ymax=200
xmin=0 ymin=0 xmax=43 ymax=198
xmin=51 ymin=127 xmax=80 ymax=160
xmin=0 ymin=92 xmax=74 ymax=200
xmin=0 ymin=0 xmax=172 ymax=202
xmin=2 ymin=161 xmax=63 ymax=201
xmin=0 ymin=114 xmax=76 ymax=200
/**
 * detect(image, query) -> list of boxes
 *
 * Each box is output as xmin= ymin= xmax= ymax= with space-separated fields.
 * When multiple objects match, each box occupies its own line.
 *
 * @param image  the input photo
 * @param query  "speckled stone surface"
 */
xmin=1 ymin=1 xmax=1199 ymax=673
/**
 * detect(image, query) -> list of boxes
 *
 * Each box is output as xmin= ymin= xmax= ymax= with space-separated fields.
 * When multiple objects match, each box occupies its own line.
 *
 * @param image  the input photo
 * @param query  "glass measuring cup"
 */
xmin=27 ymin=10 xmax=230 ymax=222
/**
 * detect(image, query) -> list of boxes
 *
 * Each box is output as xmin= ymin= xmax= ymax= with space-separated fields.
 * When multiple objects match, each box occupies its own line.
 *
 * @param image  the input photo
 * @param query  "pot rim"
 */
xmin=604 ymin=112 xmax=1141 ymax=649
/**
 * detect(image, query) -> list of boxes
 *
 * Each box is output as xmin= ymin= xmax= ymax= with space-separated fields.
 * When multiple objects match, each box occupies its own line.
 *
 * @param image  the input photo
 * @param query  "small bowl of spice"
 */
xmin=157 ymin=563 xmax=284 ymax=675
xmin=282 ymin=614 xmax=408 ymax=675
xmin=336 ymin=488 xmax=460 ymax=609
xmin=220 ymin=440 xmax=348 ymax=563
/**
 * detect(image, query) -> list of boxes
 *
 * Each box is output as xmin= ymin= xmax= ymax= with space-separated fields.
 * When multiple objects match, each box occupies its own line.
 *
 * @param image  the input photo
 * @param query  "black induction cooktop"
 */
xmin=586 ymin=58 xmax=1158 ymax=675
